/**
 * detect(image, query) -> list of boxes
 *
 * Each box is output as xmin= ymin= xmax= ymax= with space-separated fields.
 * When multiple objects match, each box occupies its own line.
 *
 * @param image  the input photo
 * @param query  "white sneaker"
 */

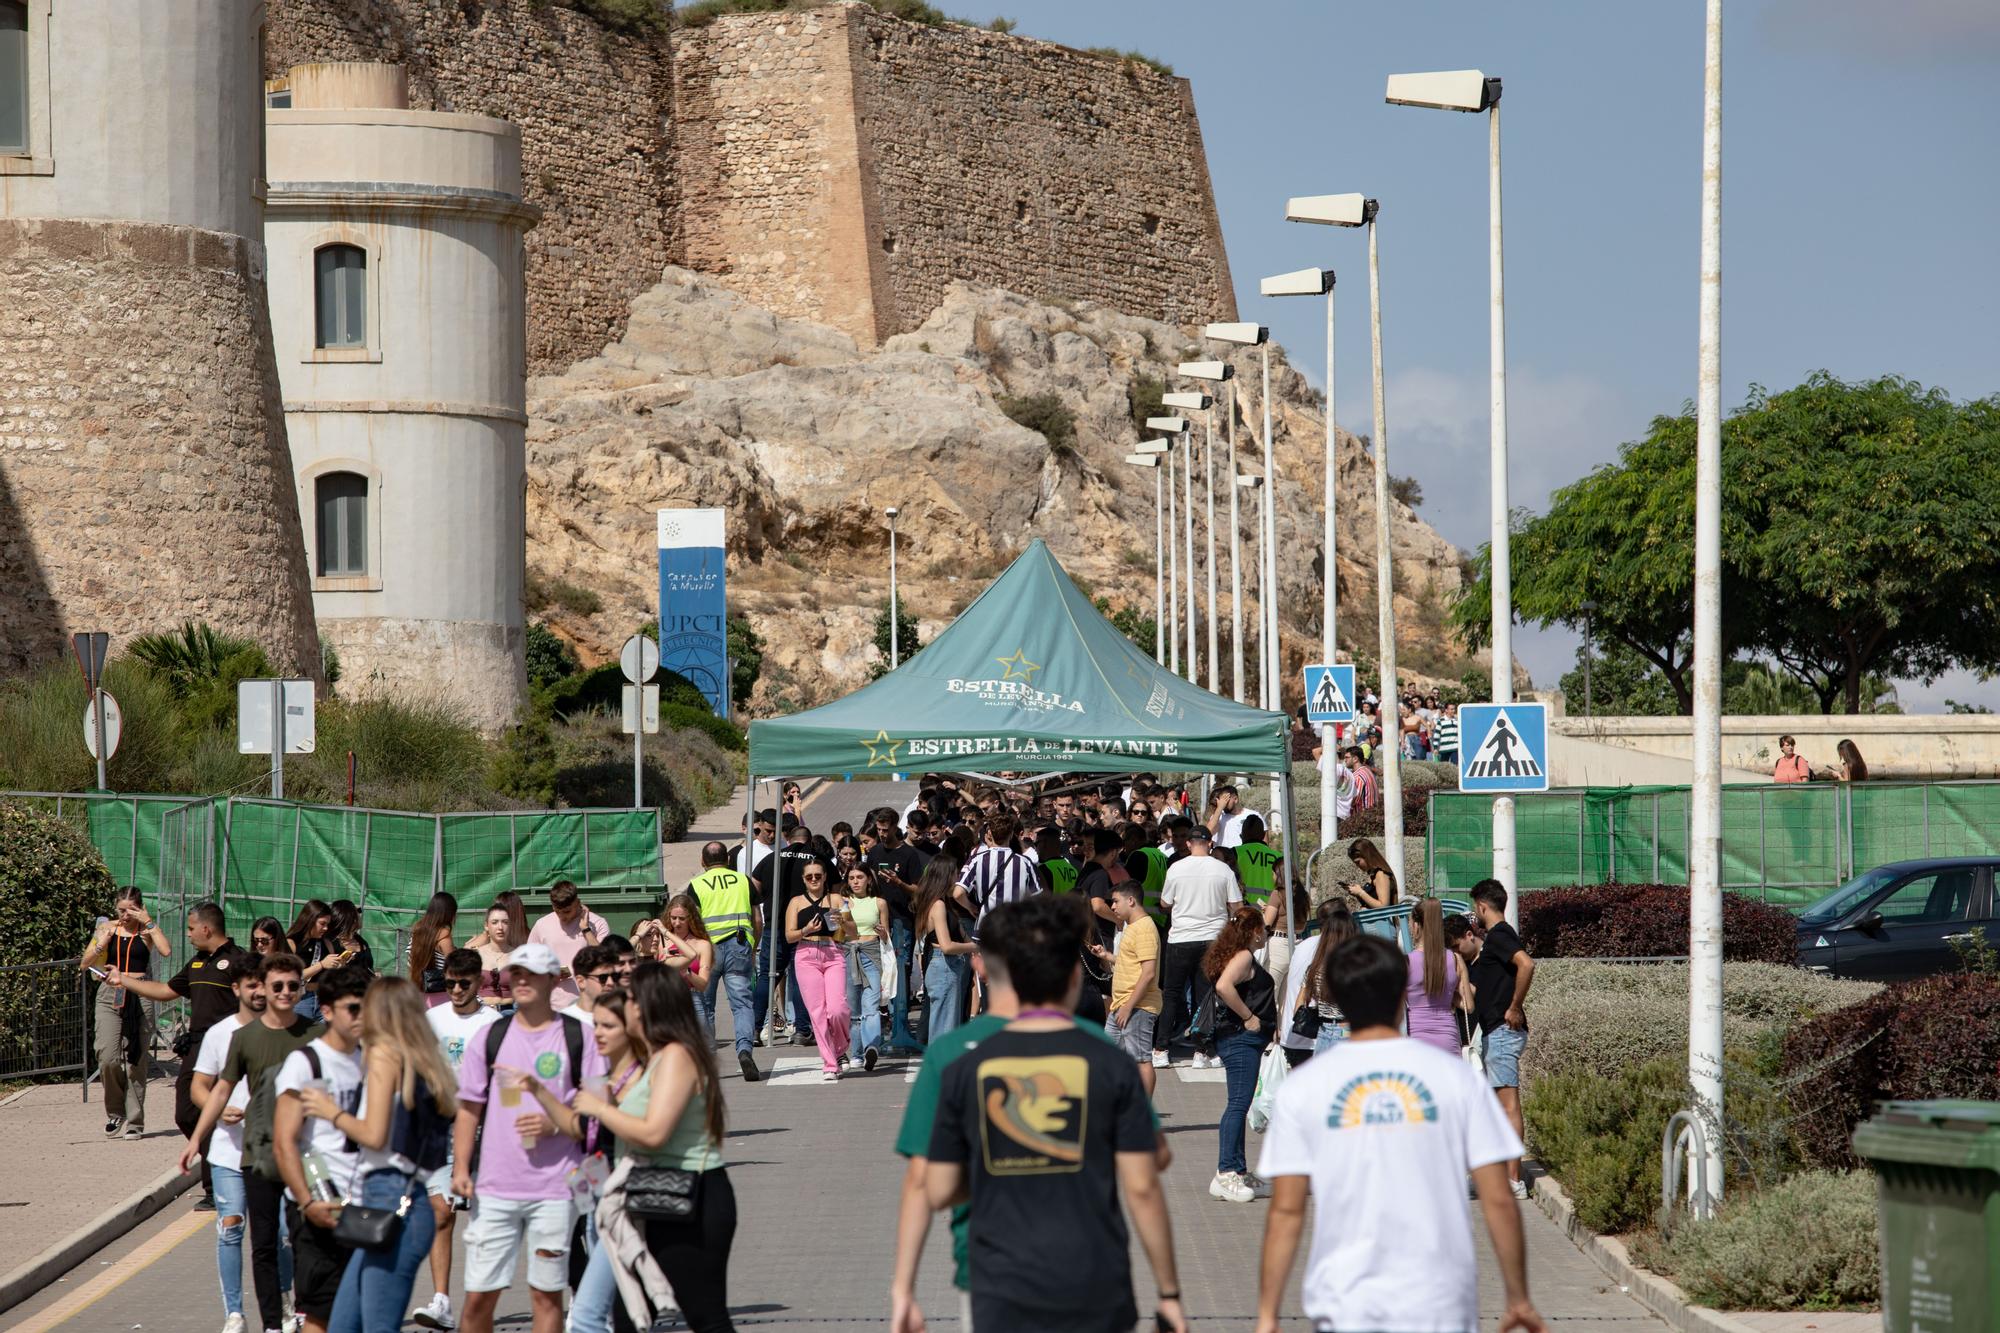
xmin=821 ymin=1069 xmax=840 ymax=1082
xmin=1192 ymin=1052 xmax=1216 ymax=1069
xmin=412 ymin=1293 xmax=456 ymax=1330
xmin=1209 ymin=1171 xmax=1254 ymax=1203
xmin=1149 ymin=1049 xmax=1170 ymax=1069
xmin=221 ymin=1314 xmax=246 ymax=1333
xmin=1511 ymin=1178 xmax=1530 ymax=1200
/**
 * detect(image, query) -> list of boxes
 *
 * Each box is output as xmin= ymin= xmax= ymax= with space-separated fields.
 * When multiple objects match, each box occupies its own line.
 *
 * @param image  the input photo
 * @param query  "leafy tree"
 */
xmin=727 ymin=613 xmax=763 ymax=710
xmin=998 ymin=391 xmax=1078 ymax=461
xmin=869 ymin=599 xmax=924 ymax=679
xmin=1127 ymin=374 xmax=1166 ymax=437
xmin=1389 ymin=475 xmax=1424 ymax=508
xmin=1947 ymin=698 xmax=1995 ymax=715
xmin=1093 ymin=596 xmax=1157 ymax=652
xmin=1454 ymin=374 xmax=2000 ymax=714
xmin=1559 ymin=639 xmax=1680 ymax=717
xmin=525 ymin=621 xmax=579 ymax=691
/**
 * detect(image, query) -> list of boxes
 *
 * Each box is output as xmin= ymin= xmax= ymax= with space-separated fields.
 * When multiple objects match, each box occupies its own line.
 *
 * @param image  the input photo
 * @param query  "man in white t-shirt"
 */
xmin=1153 ymin=825 xmax=1241 ymax=1070
xmin=275 ymin=967 xmax=368 ymax=1333
xmin=192 ymin=959 xmax=292 ymax=1333
xmin=1205 ymin=784 xmax=1260 ymax=848
xmin=1254 ymin=933 xmax=1545 ymax=1333
xmin=412 ymin=948 xmax=500 ymax=1331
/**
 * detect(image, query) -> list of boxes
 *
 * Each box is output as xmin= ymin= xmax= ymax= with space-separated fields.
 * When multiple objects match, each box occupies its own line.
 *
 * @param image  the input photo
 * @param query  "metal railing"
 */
xmin=0 ymin=958 xmax=93 ymax=1090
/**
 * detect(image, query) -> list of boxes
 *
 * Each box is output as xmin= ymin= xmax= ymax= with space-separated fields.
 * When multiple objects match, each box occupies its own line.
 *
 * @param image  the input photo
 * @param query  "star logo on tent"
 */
xmin=995 ymin=649 xmax=1041 ymax=684
xmin=860 ymin=729 xmax=903 ymax=768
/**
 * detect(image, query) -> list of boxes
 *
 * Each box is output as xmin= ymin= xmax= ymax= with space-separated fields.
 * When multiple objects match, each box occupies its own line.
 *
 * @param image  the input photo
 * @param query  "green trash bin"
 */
xmin=1853 ymin=1100 xmax=2000 ymax=1333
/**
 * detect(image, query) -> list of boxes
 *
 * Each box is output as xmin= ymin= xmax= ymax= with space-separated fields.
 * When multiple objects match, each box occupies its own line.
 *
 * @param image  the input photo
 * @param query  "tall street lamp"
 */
xmin=1182 ymin=361 xmax=1240 ymax=701
xmin=1262 ymin=260 xmax=1340 ymax=852
xmin=1150 ymin=414 xmax=1197 ymax=684
xmin=1206 ymin=323 xmax=1273 ymax=710
xmin=886 ymin=505 xmax=901 ymax=670
xmin=1166 ymin=390 xmax=1219 ymax=694
xmin=1580 ymin=599 xmax=1597 ymax=718
xmin=1136 ymin=438 xmax=1172 ymax=664
xmin=1237 ymin=471 xmax=1265 ymax=704
xmin=1283 ymin=192 xmax=1403 ymax=880
xmin=1387 ymin=67 xmax=1516 ymax=921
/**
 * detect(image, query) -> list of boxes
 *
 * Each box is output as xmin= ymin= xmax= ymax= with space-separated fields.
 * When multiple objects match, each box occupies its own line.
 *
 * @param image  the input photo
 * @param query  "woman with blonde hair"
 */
xmin=647 ymin=892 xmax=714 ymax=995
xmin=306 ymin=976 xmax=458 ymax=1333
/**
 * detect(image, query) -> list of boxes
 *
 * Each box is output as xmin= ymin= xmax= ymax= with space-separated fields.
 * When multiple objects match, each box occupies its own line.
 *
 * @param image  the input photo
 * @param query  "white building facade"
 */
xmin=265 ymin=63 xmax=534 ymax=731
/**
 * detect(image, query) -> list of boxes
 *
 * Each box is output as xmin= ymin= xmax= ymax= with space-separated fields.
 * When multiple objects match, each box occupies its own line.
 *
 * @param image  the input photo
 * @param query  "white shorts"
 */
xmin=424 ymin=1152 xmax=454 ymax=1200
xmin=462 ymin=1195 xmax=574 ymax=1293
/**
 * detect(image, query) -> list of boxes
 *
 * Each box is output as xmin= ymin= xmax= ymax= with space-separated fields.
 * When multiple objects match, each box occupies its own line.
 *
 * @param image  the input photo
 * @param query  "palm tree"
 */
xmin=128 ymin=622 xmax=259 ymax=699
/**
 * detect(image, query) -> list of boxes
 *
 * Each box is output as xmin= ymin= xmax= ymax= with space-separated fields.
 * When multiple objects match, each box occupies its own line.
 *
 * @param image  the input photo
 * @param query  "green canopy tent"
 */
xmin=743 ymin=541 xmax=1295 ymax=1036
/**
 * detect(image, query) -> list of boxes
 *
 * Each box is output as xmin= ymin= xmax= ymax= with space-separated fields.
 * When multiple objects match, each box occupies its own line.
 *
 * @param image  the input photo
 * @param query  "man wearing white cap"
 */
xmin=451 ymin=942 xmax=607 ymax=1333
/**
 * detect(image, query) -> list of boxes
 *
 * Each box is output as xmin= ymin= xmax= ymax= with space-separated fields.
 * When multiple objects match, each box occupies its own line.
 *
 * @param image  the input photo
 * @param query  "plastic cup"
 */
xmin=498 ymin=1082 xmax=522 ymax=1109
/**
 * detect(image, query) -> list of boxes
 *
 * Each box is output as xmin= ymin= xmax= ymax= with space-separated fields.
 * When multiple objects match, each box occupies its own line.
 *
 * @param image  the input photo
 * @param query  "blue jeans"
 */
xmin=328 ymin=1168 xmax=435 ymax=1333
xmin=924 ymin=952 xmax=969 ymax=1042
xmin=887 ymin=919 xmax=923 ymax=1050
xmin=293 ymin=991 xmax=322 ymax=1023
xmin=1216 ymin=1027 xmax=1270 ymax=1175
xmin=213 ymin=1163 xmax=292 ymax=1317
xmin=847 ymin=943 xmax=883 ymax=1058
xmin=695 ymin=934 xmax=757 ymax=1054
xmin=569 ymin=1219 xmax=619 ymax=1333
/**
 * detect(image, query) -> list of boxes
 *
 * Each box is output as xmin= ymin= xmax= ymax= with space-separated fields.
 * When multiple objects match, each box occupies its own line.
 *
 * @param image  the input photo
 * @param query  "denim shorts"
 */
xmin=1104 ymin=1009 xmax=1156 ymax=1060
xmin=1483 ymin=1023 xmax=1527 ymax=1089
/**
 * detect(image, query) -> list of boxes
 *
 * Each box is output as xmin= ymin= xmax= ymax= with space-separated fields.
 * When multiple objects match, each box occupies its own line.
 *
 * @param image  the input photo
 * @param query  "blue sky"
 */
xmin=962 ymin=0 xmax=2000 ymax=710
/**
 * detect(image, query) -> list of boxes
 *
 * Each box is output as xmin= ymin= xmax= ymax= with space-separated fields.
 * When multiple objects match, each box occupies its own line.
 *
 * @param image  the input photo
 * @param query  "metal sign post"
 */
xmin=238 ymin=679 xmax=317 ymax=797
xmin=71 ymin=632 xmax=110 ymax=791
xmin=621 ymin=634 xmax=661 ymax=809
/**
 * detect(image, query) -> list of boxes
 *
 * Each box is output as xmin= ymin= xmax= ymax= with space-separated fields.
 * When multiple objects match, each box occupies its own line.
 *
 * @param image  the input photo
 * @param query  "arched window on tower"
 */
xmin=316 ymin=472 xmax=369 ymax=577
xmin=0 ymin=2 xmax=28 ymax=156
xmin=314 ymin=244 xmax=367 ymax=349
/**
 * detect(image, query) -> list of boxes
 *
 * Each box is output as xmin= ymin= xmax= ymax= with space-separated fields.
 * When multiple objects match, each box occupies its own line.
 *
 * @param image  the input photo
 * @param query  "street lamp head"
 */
xmin=1260 ymin=267 xmax=1336 ymax=298
xmin=1204 ymin=321 xmax=1269 ymax=346
xmin=1178 ymin=360 xmax=1234 ymax=382
xmin=885 ymin=505 xmax=899 ymax=519
xmin=1144 ymin=416 xmax=1188 ymax=434
xmin=1285 ymin=194 xmax=1375 ymax=228
xmin=1580 ymin=599 xmax=1597 ymax=614
xmin=1236 ymin=473 xmax=1263 ymax=489
xmin=1160 ymin=391 xmax=1212 ymax=410
xmin=1135 ymin=439 xmax=1172 ymax=455
xmin=1123 ymin=454 xmax=1160 ymax=468
xmin=1385 ymin=69 xmax=1500 ymax=112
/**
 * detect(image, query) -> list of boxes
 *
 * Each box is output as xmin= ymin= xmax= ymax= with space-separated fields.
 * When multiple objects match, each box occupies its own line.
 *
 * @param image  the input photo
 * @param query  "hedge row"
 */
xmin=1519 ymin=882 xmax=1799 ymax=966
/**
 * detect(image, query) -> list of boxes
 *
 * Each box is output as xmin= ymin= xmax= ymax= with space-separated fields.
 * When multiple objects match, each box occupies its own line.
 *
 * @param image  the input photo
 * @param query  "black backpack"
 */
xmin=467 ymin=1012 xmax=588 ymax=1172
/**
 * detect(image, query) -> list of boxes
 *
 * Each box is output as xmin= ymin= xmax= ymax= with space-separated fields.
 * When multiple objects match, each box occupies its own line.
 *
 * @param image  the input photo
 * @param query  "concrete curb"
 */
xmin=0 ymin=1163 xmax=196 ymax=1316
xmin=1531 ymin=1175 xmax=1768 ymax=1333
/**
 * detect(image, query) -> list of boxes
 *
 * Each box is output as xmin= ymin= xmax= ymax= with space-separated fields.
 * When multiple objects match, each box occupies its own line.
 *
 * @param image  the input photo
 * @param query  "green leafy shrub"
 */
xmin=282 ymin=697 xmax=498 ymax=812
xmin=1525 ymin=959 xmax=1877 ymax=1083
xmin=1636 ymin=1171 xmax=1879 ymax=1309
xmin=544 ymin=579 xmax=603 ymax=617
xmin=997 ymin=392 xmax=1077 ymax=454
xmin=1781 ymin=972 xmax=2000 ymax=1169
xmin=526 ymin=622 xmax=579 ymax=691
xmin=1519 ymin=882 xmax=1800 ymax=965
xmin=0 ymin=805 xmax=116 ymax=1076
xmin=1527 ymin=1056 xmax=1682 ymax=1233
xmin=659 ymin=703 xmax=745 ymax=753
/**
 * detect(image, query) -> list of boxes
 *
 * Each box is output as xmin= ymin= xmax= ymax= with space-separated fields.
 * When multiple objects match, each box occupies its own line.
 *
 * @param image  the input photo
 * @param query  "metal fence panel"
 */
xmin=0 ymin=958 xmax=91 ymax=1082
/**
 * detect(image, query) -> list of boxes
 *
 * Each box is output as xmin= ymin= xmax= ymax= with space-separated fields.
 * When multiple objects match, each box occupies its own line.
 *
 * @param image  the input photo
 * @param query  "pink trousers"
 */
xmin=792 ymin=941 xmax=851 ymax=1073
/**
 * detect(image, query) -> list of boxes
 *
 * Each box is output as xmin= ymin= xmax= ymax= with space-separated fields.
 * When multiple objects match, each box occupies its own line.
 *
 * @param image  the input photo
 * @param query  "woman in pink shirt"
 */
xmin=1404 ymin=898 xmax=1461 ymax=1056
xmin=1772 ymin=734 xmax=1811 ymax=783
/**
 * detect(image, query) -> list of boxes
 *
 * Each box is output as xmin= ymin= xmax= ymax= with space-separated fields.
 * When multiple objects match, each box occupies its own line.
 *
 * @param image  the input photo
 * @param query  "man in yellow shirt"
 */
xmin=1090 ymin=883 xmax=1164 ymax=1094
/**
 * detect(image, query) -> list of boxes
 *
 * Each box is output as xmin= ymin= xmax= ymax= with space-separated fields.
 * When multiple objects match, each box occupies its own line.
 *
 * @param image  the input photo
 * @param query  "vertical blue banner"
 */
xmin=657 ymin=508 xmax=729 ymax=720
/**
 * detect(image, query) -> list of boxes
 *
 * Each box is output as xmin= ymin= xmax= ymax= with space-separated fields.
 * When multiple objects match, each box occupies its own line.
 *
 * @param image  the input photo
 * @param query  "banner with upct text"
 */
xmin=657 ymin=509 xmax=729 ymax=720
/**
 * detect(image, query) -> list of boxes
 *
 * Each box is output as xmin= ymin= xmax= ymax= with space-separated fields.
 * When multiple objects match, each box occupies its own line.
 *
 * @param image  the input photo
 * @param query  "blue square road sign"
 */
xmin=1302 ymin=663 xmax=1356 ymax=724
xmin=1457 ymin=702 xmax=1550 ymax=792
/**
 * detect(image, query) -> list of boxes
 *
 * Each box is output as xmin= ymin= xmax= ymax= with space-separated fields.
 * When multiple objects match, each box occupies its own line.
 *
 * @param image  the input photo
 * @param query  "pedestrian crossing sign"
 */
xmin=1457 ymin=702 xmax=1550 ymax=792
xmin=1302 ymin=663 xmax=1356 ymax=724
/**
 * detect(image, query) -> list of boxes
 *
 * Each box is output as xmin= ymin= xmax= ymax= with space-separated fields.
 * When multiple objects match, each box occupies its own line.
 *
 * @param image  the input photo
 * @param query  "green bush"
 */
xmin=1525 ymin=959 xmax=1878 ymax=1083
xmin=545 ymin=579 xmax=603 ymax=617
xmin=525 ymin=622 xmax=579 ymax=691
xmin=1526 ymin=1056 xmax=1682 ymax=1233
xmin=282 ymin=697 xmax=499 ymax=812
xmin=997 ymin=391 xmax=1077 ymax=454
xmin=0 ymin=656 xmax=218 ymax=794
xmin=659 ymin=702 xmax=745 ymax=753
xmin=0 ymin=804 xmax=117 ymax=965
xmin=1636 ymin=1171 xmax=1879 ymax=1309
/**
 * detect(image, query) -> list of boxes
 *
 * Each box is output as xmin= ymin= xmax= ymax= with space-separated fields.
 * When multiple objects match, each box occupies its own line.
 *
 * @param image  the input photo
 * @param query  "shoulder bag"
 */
xmin=624 ymin=1165 xmax=698 ymax=1219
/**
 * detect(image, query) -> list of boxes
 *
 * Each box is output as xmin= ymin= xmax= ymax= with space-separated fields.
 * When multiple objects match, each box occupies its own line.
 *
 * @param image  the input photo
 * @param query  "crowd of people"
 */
xmin=87 ymin=766 xmax=1548 ymax=1333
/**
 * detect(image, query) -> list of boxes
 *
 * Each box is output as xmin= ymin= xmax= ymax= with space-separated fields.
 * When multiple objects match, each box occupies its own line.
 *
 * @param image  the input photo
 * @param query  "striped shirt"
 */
xmin=1433 ymin=714 xmax=1460 ymax=757
xmin=957 ymin=844 xmax=1042 ymax=919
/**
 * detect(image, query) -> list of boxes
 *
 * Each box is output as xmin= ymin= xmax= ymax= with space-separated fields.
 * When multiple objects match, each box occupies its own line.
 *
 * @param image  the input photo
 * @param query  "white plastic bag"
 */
xmin=1248 ymin=1041 xmax=1290 ymax=1133
xmin=878 ymin=935 xmax=900 ymax=1004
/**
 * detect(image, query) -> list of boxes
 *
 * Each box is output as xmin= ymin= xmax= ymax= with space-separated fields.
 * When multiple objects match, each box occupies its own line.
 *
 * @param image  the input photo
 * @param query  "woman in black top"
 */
xmin=1204 ymin=905 xmax=1278 ymax=1203
xmin=406 ymin=892 xmax=458 ymax=1005
xmin=328 ymin=899 xmax=374 ymax=977
xmin=912 ymin=857 xmax=974 ymax=1041
xmin=287 ymin=898 xmax=335 ymax=1020
xmin=80 ymin=887 xmax=170 ymax=1137
xmin=248 ymin=916 xmax=286 ymax=957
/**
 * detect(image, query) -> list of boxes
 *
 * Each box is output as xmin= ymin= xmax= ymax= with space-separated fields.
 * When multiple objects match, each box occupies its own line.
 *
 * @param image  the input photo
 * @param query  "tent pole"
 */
xmin=761 ymin=777 xmax=785 ymax=1044
xmin=1280 ymin=767 xmax=1298 ymax=941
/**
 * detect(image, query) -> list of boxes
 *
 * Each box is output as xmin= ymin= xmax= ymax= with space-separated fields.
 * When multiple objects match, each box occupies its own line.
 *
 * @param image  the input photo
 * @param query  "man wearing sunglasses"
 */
xmin=413 ymin=949 xmax=500 ymax=1331
xmin=182 ymin=953 xmax=324 ymax=1333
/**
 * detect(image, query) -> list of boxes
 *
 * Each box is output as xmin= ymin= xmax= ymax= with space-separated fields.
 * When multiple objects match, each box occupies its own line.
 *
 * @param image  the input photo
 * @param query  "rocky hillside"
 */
xmin=526 ymin=268 xmax=1497 ymax=715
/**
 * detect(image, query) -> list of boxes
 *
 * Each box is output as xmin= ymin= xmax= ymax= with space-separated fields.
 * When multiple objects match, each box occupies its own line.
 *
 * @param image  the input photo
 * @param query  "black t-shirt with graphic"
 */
xmin=928 ymin=1024 xmax=1156 ymax=1329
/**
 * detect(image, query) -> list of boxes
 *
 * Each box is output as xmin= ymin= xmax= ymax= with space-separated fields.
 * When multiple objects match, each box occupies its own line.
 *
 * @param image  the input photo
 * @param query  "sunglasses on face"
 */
xmin=268 ymin=980 xmax=302 ymax=994
xmin=332 ymin=1001 xmax=363 ymax=1017
xmin=585 ymin=971 xmax=617 ymax=983
xmin=254 ymin=936 xmax=277 ymax=949
xmin=445 ymin=976 xmax=479 ymax=990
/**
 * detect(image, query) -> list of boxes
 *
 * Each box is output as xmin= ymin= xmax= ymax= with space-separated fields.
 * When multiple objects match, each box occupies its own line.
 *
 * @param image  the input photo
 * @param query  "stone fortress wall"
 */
xmin=268 ymin=0 xmax=1236 ymax=359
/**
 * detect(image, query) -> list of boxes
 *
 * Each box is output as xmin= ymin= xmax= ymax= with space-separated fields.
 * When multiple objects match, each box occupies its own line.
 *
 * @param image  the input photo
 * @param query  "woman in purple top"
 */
xmin=1404 ymin=898 xmax=1461 ymax=1055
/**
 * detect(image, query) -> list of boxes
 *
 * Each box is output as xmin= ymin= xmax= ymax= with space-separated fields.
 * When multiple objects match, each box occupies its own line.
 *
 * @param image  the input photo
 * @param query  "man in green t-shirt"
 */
xmin=890 ymin=905 xmax=1171 ymax=1333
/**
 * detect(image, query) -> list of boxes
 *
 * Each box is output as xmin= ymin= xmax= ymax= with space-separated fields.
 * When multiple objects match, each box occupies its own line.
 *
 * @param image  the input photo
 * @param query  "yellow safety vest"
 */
xmin=690 ymin=866 xmax=755 ymax=944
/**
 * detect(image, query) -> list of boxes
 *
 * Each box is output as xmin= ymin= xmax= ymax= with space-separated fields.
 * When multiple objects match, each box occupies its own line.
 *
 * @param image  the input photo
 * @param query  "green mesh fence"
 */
xmin=3 ymin=791 xmax=663 ymax=976
xmin=1427 ymin=781 xmax=2000 ymax=908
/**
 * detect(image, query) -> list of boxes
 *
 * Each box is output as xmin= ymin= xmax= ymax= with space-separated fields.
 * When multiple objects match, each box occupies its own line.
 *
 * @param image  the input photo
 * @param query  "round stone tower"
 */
xmin=0 ymin=0 xmax=321 ymax=674
xmin=265 ymin=62 xmax=536 ymax=731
